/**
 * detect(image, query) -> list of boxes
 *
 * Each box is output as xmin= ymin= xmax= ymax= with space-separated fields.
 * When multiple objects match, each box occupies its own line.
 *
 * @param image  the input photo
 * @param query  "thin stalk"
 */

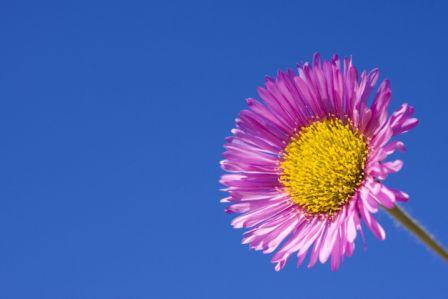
xmin=385 ymin=205 xmax=448 ymax=261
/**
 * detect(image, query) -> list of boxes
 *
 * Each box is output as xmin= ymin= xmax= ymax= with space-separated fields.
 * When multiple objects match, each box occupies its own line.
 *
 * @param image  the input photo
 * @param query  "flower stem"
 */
xmin=385 ymin=205 xmax=448 ymax=261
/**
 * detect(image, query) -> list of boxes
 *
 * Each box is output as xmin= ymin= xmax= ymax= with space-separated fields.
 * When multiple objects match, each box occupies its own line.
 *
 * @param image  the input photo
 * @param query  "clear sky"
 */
xmin=0 ymin=0 xmax=447 ymax=298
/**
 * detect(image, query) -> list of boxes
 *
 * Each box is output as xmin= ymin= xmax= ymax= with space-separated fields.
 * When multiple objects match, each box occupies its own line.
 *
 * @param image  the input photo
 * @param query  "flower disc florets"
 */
xmin=280 ymin=118 xmax=368 ymax=217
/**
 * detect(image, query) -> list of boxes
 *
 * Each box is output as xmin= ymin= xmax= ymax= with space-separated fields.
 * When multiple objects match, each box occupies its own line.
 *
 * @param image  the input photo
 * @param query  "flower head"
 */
xmin=220 ymin=54 xmax=418 ymax=271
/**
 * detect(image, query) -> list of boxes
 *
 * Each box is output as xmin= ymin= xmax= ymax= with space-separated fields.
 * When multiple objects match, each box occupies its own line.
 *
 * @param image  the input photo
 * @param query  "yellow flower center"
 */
xmin=280 ymin=118 xmax=368 ymax=217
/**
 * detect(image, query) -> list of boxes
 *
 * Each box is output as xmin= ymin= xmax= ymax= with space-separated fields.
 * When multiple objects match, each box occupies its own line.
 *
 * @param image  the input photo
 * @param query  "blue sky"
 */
xmin=0 ymin=0 xmax=447 ymax=298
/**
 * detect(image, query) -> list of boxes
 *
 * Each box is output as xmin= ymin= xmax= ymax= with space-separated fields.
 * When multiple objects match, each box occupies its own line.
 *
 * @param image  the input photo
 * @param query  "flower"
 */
xmin=220 ymin=54 xmax=418 ymax=271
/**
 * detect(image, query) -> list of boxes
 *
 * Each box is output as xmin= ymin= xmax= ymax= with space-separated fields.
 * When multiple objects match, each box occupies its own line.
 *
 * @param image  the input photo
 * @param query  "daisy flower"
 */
xmin=220 ymin=53 xmax=421 ymax=271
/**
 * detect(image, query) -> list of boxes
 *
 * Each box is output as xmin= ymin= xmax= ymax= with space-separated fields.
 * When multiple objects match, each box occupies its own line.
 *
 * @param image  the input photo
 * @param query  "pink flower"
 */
xmin=220 ymin=54 xmax=418 ymax=271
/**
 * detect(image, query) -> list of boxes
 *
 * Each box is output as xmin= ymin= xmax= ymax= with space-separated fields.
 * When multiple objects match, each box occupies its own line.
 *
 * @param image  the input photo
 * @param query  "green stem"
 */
xmin=385 ymin=205 xmax=448 ymax=261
